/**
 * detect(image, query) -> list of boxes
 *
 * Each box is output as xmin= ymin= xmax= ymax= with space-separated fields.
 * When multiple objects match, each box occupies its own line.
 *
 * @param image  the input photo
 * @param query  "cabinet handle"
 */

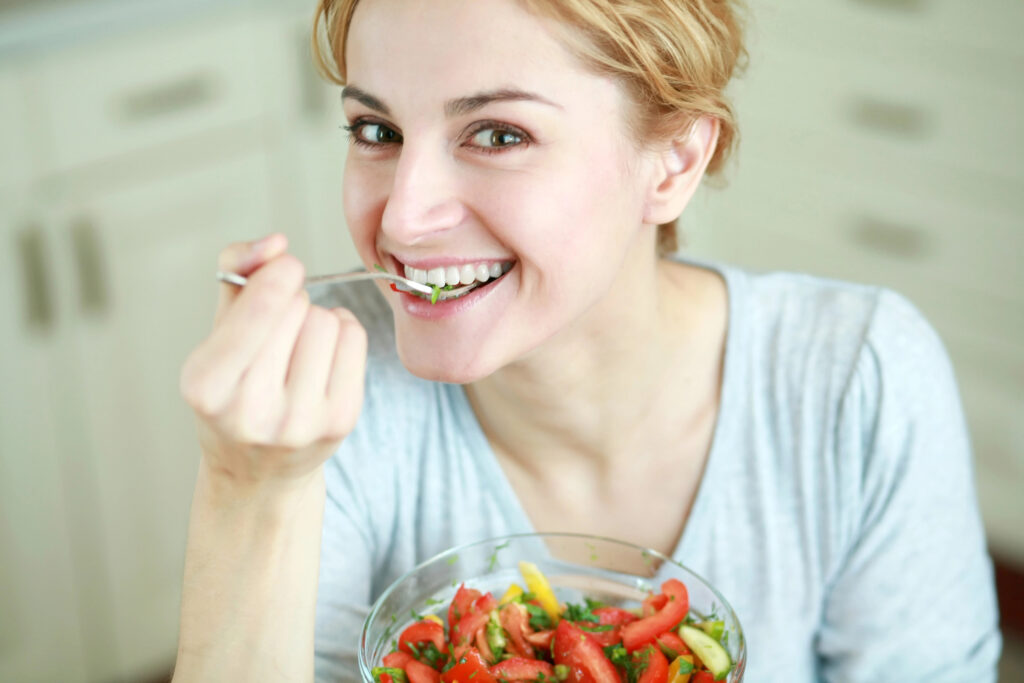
xmin=849 ymin=95 xmax=930 ymax=140
xmin=16 ymin=224 xmax=55 ymax=332
xmin=70 ymin=217 xmax=110 ymax=316
xmin=849 ymin=215 xmax=932 ymax=260
xmin=116 ymin=73 xmax=217 ymax=123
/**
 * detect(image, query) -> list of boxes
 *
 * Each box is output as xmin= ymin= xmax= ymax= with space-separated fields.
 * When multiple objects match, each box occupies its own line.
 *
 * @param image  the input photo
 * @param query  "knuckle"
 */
xmin=216 ymin=241 xmax=250 ymax=272
xmin=259 ymin=254 xmax=306 ymax=291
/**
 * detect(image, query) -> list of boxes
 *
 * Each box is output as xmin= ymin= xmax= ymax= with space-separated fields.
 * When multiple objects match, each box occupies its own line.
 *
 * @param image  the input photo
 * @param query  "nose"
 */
xmin=380 ymin=143 xmax=465 ymax=244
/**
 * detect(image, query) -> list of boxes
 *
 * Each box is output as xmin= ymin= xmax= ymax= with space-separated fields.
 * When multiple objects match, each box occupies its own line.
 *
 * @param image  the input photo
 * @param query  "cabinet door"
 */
xmin=54 ymin=150 xmax=281 ymax=681
xmin=0 ymin=199 xmax=90 ymax=682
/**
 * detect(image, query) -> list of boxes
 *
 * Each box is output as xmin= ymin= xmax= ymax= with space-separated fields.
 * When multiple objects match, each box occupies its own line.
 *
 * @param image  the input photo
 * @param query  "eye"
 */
xmin=347 ymin=121 xmax=402 ymax=146
xmin=468 ymin=127 xmax=525 ymax=150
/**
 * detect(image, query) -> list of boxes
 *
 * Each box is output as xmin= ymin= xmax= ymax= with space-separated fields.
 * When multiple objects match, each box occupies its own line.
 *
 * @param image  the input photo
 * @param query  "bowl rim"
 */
xmin=359 ymin=531 xmax=746 ymax=681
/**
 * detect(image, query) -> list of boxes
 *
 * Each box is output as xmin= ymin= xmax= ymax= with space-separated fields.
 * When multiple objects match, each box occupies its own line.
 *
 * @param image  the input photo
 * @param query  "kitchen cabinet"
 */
xmin=0 ymin=5 xmax=356 ymax=681
xmin=685 ymin=1 xmax=1024 ymax=563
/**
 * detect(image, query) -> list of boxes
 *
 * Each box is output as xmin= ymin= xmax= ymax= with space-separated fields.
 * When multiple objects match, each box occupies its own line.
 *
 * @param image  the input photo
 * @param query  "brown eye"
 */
xmin=352 ymin=123 xmax=402 ymax=145
xmin=470 ymin=128 xmax=523 ymax=149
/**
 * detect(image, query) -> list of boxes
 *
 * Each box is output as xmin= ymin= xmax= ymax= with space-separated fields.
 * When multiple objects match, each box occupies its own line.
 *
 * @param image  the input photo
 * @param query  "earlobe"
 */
xmin=642 ymin=116 xmax=720 ymax=226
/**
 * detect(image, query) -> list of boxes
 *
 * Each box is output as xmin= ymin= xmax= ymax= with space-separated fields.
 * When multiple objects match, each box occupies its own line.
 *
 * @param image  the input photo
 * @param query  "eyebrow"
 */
xmin=341 ymin=85 xmax=561 ymax=118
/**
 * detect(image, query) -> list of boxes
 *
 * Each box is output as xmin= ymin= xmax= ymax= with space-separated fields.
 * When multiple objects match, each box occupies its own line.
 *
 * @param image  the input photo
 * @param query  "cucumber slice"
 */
xmin=697 ymin=619 xmax=725 ymax=642
xmin=678 ymin=624 xmax=732 ymax=679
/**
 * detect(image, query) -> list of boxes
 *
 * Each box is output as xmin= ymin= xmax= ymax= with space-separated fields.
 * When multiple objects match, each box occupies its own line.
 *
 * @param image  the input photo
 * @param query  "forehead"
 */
xmin=345 ymin=0 xmax=616 ymax=114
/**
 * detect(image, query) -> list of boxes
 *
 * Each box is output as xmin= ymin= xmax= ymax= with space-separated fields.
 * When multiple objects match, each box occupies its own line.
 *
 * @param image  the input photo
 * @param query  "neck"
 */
xmin=465 ymin=252 xmax=726 ymax=473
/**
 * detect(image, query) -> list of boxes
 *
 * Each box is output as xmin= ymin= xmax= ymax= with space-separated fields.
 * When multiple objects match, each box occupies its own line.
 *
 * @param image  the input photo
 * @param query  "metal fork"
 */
xmin=215 ymin=269 xmax=435 ymax=295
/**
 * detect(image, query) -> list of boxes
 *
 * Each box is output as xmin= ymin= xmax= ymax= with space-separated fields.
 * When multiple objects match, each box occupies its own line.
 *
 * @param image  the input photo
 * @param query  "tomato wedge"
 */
xmin=552 ymin=620 xmax=620 ymax=683
xmin=441 ymin=648 xmax=498 ymax=683
xmin=593 ymin=607 xmax=639 ymax=627
xmin=384 ymin=652 xmax=414 ymax=669
xmin=449 ymin=584 xmax=483 ymax=626
xmin=499 ymin=603 xmax=536 ymax=658
xmin=690 ymin=673 xmax=714 ymax=683
xmin=621 ymin=580 xmax=689 ymax=652
xmin=400 ymin=621 xmax=449 ymax=661
xmin=636 ymin=646 xmax=669 ymax=683
xmin=655 ymin=632 xmax=690 ymax=659
xmin=406 ymin=659 xmax=442 ymax=683
xmin=489 ymin=657 xmax=555 ymax=682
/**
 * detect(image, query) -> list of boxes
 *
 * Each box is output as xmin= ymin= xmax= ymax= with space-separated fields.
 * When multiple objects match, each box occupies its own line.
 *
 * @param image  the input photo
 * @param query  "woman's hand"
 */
xmin=179 ymin=233 xmax=367 ymax=493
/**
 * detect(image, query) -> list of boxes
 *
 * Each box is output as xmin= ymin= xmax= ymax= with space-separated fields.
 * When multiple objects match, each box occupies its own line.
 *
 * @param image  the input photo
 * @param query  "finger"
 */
xmin=239 ymin=289 xmax=311 ymax=394
xmin=285 ymin=306 xmax=342 ymax=401
xmin=215 ymin=233 xmax=289 ymax=324
xmin=323 ymin=309 xmax=368 ymax=439
xmin=192 ymin=255 xmax=307 ymax=400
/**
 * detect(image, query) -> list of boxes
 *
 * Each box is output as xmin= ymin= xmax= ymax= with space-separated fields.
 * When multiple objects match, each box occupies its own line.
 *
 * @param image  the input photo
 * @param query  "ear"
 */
xmin=642 ymin=116 xmax=720 ymax=225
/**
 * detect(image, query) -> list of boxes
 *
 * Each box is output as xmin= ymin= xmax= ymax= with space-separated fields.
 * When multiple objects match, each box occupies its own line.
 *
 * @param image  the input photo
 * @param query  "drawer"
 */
xmin=733 ymin=38 xmax=1024 ymax=182
xmin=34 ymin=15 xmax=268 ymax=172
xmin=768 ymin=0 xmax=1024 ymax=63
xmin=716 ymin=151 xmax=1024 ymax=303
xmin=701 ymin=181 xmax=1024 ymax=351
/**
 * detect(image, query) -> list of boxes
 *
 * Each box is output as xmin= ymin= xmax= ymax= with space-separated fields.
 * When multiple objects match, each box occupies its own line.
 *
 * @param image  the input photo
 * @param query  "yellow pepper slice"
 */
xmin=518 ymin=561 xmax=561 ymax=623
xmin=499 ymin=583 xmax=524 ymax=605
xmin=423 ymin=614 xmax=444 ymax=627
xmin=667 ymin=654 xmax=696 ymax=683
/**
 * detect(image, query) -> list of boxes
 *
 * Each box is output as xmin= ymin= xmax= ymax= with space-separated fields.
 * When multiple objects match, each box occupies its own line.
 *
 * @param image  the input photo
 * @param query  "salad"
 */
xmin=372 ymin=561 xmax=733 ymax=683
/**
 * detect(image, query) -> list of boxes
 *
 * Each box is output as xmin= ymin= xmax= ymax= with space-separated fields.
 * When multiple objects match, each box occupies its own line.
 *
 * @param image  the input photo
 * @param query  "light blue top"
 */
xmin=312 ymin=261 xmax=1001 ymax=682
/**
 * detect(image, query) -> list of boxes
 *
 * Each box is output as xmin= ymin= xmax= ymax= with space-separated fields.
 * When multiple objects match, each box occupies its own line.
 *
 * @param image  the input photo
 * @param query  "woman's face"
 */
xmin=343 ymin=0 xmax=659 ymax=382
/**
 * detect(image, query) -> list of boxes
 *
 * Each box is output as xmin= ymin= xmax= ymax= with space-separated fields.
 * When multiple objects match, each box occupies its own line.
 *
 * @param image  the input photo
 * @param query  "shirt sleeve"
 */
xmin=817 ymin=291 xmax=1002 ymax=681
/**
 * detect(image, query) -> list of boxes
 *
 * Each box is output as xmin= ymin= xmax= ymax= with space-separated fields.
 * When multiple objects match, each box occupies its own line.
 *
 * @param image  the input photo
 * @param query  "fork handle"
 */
xmin=215 ymin=269 xmax=433 ymax=295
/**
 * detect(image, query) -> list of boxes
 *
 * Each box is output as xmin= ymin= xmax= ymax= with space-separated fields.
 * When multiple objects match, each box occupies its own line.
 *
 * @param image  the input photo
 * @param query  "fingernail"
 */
xmin=250 ymin=234 xmax=274 ymax=254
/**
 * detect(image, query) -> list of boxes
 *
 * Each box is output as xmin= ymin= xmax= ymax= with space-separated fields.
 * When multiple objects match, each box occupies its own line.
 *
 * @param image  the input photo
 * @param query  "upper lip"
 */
xmin=388 ymin=255 xmax=514 ymax=270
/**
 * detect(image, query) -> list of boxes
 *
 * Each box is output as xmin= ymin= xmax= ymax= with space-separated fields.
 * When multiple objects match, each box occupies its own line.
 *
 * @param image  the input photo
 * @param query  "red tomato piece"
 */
xmin=654 ymin=632 xmax=690 ymax=659
xmin=384 ymin=651 xmax=414 ymax=669
xmin=406 ymin=659 xmax=442 ymax=683
xmin=380 ymin=674 xmax=396 ymax=683
xmin=621 ymin=580 xmax=690 ymax=652
xmin=400 ymin=621 xmax=450 ymax=660
xmin=449 ymin=584 xmax=483 ymax=627
xmin=454 ymin=610 xmax=492 ymax=648
xmin=576 ymin=623 xmax=620 ymax=648
xmin=552 ymin=620 xmax=621 ymax=683
xmin=691 ymin=673 xmax=714 ymax=683
xmin=593 ymin=607 xmax=639 ymax=627
xmin=499 ymin=603 xmax=536 ymax=659
xmin=642 ymin=594 xmax=668 ymax=618
xmin=489 ymin=657 xmax=555 ymax=682
xmin=524 ymin=629 xmax=554 ymax=650
xmin=441 ymin=648 xmax=498 ymax=683
xmin=635 ymin=646 xmax=668 ymax=683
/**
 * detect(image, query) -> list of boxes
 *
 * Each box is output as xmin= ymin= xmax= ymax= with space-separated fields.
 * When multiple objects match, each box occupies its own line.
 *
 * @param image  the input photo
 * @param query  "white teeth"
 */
xmin=426 ymin=267 xmax=446 ymax=286
xmin=397 ymin=261 xmax=513 ymax=288
xmin=445 ymin=266 xmax=460 ymax=286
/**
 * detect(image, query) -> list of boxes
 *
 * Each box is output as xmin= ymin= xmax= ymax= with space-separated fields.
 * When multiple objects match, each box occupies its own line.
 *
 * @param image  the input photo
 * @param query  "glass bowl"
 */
xmin=360 ymin=533 xmax=746 ymax=682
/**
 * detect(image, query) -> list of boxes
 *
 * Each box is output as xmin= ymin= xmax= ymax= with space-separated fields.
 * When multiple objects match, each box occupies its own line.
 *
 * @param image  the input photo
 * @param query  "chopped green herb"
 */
xmin=410 ymin=609 xmax=425 ymax=622
xmin=373 ymin=263 xmax=386 ymax=272
xmin=424 ymin=597 xmax=445 ymax=606
xmin=525 ymin=603 xmax=553 ymax=631
xmin=563 ymin=599 xmax=601 ymax=623
xmin=554 ymin=664 xmax=570 ymax=681
xmin=487 ymin=541 xmax=511 ymax=571
xmin=391 ymin=614 xmax=398 ymax=624
xmin=676 ymin=659 xmax=694 ymax=675
xmin=419 ymin=642 xmax=447 ymax=669
xmin=430 ymin=285 xmax=441 ymax=304
xmin=578 ymin=623 xmax=614 ymax=632
xmin=371 ymin=667 xmax=407 ymax=683
xmin=468 ymin=671 xmax=477 ymax=679
xmin=447 ymin=554 xmax=459 ymax=565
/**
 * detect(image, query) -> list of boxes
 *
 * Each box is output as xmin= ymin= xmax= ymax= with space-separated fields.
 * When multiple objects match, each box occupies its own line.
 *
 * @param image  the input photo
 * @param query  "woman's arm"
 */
xmin=172 ymin=235 xmax=367 ymax=682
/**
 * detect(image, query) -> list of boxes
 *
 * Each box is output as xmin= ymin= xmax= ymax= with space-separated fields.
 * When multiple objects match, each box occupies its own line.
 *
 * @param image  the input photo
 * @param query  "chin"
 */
xmin=395 ymin=336 xmax=502 ymax=385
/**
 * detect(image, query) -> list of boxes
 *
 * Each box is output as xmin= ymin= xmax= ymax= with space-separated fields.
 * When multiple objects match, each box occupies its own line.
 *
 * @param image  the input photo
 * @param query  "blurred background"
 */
xmin=0 ymin=0 xmax=1020 ymax=681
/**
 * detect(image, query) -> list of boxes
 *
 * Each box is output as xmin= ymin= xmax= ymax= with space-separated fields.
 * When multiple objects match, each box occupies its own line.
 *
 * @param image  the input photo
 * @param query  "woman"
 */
xmin=172 ymin=0 xmax=1001 ymax=680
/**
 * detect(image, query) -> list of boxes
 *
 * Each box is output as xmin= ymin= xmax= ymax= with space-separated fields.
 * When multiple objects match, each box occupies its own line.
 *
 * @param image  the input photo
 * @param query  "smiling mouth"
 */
xmin=399 ymin=260 xmax=514 ymax=301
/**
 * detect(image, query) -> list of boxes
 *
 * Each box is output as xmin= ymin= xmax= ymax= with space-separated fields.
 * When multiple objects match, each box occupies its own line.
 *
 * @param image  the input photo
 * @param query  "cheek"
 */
xmin=343 ymin=158 xmax=390 ymax=255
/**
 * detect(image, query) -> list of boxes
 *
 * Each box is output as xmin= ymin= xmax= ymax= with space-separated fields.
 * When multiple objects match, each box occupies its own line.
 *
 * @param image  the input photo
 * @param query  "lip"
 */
xmin=396 ymin=263 xmax=514 ymax=320
xmin=388 ymin=255 xmax=514 ymax=271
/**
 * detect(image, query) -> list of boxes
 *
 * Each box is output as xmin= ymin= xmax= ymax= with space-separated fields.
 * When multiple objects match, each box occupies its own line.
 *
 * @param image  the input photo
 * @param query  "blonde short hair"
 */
xmin=313 ymin=0 xmax=746 ymax=254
